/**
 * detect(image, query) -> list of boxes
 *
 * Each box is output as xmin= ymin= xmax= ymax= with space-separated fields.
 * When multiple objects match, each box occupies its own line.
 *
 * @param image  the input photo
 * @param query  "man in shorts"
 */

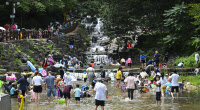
xmin=140 ymin=52 xmax=146 ymax=68
xmin=44 ymin=71 xmax=57 ymax=104
xmin=170 ymin=70 xmax=179 ymax=98
xmin=94 ymin=78 xmax=108 ymax=110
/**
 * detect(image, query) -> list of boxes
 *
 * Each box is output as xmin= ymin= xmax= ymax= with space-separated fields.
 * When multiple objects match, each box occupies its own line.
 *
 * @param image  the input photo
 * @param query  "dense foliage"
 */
xmin=1 ymin=0 xmax=200 ymax=57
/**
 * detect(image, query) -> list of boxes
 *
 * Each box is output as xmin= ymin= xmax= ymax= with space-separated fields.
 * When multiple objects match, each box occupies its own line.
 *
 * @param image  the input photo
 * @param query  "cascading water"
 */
xmin=82 ymin=16 xmax=110 ymax=66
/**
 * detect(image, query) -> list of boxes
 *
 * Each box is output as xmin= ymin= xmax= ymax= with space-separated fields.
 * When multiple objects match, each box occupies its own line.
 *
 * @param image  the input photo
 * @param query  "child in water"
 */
xmin=154 ymin=76 xmax=161 ymax=105
xmin=18 ymin=90 xmax=26 ymax=110
xmin=73 ymin=84 xmax=81 ymax=104
xmin=56 ymin=86 xmax=63 ymax=99
xmin=29 ymin=87 xmax=35 ymax=101
xmin=121 ymin=82 xmax=126 ymax=92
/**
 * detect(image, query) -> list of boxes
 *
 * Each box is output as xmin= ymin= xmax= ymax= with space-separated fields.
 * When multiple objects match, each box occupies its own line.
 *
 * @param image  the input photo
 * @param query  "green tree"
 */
xmin=163 ymin=3 xmax=196 ymax=54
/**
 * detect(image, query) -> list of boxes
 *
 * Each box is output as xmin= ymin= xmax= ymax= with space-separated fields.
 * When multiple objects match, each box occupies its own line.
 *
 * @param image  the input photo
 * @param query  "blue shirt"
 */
xmin=17 ymin=77 xmax=28 ymax=91
xmin=147 ymin=60 xmax=153 ymax=65
xmin=44 ymin=75 xmax=56 ymax=89
xmin=154 ymin=53 xmax=160 ymax=60
xmin=10 ymin=87 xmax=16 ymax=95
xmin=93 ymin=79 xmax=97 ymax=83
xmin=101 ymin=70 xmax=106 ymax=78
xmin=74 ymin=88 xmax=81 ymax=97
xmin=140 ymin=55 xmax=145 ymax=61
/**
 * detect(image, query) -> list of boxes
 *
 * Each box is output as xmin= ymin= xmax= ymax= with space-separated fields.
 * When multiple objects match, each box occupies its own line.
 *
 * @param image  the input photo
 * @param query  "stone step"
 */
xmin=0 ymin=69 xmax=7 ymax=74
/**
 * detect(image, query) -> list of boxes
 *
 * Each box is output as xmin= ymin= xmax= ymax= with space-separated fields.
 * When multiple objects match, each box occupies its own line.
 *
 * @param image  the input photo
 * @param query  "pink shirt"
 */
xmin=125 ymin=76 xmax=136 ymax=89
xmin=127 ymin=58 xmax=132 ymax=64
xmin=12 ymin=25 xmax=16 ymax=31
xmin=30 ymin=90 xmax=35 ymax=99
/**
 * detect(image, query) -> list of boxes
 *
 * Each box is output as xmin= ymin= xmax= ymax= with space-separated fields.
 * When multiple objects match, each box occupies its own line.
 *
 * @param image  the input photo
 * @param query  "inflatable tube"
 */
xmin=27 ymin=61 xmax=36 ymax=72
xmin=26 ymin=72 xmax=34 ymax=75
xmin=48 ymin=58 xmax=54 ymax=65
xmin=54 ymin=99 xmax=65 ymax=103
xmin=53 ymin=64 xmax=64 ymax=68
xmin=39 ymin=70 xmax=47 ymax=77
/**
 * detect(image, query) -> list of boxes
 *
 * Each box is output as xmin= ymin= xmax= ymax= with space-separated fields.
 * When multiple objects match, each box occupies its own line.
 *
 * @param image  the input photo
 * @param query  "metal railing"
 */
xmin=0 ymin=23 xmax=78 ymax=42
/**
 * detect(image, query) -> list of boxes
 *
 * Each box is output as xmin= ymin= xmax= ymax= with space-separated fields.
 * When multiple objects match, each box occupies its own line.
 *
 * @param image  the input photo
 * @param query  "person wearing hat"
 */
xmin=140 ymin=52 xmax=146 ymax=68
xmin=64 ymin=72 xmax=72 ymax=85
xmin=82 ymin=72 xmax=87 ymax=82
xmin=94 ymin=78 xmax=108 ymax=110
xmin=13 ymin=72 xmax=28 ymax=96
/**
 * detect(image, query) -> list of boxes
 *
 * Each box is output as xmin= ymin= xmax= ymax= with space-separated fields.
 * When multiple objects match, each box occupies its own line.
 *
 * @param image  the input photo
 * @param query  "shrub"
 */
xmin=13 ymin=58 xmax=23 ymax=66
xmin=174 ymin=52 xmax=199 ymax=67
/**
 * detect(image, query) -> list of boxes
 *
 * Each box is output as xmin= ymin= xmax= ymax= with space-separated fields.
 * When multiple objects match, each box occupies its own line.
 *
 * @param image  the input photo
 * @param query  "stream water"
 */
xmin=11 ymin=80 xmax=200 ymax=110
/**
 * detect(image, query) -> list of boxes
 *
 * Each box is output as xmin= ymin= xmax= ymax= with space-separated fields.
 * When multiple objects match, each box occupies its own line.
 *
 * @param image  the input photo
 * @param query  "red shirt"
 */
xmin=63 ymin=85 xmax=73 ymax=93
xmin=4 ymin=24 xmax=9 ymax=30
xmin=127 ymin=43 xmax=131 ymax=48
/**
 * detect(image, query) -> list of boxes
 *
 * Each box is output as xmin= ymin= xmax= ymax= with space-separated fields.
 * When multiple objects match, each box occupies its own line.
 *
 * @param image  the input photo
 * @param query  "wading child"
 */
xmin=18 ymin=90 xmax=25 ymax=110
xmin=82 ymin=72 xmax=87 ymax=82
xmin=73 ymin=84 xmax=81 ymax=104
xmin=56 ymin=86 xmax=63 ymax=99
xmin=121 ymin=82 xmax=126 ymax=92
xmin=194 ymin=67 xmax=199 ymax=76
xmin=92 ymin=76 xmax=97 ymax=89
xmin=154 ymin=76 xmax=161 ymax=105
xmin=29 ymin=87 xmax=35 ymax=101
xmin=81 ymin=85 xmax=91 ymax=100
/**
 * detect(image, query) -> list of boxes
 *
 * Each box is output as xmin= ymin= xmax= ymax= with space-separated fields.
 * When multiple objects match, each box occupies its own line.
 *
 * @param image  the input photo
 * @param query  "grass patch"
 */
xmin=179 ymin=74 xmax=200 ymax=86
xmin=30 ymin=58 xmax=37 ymax=65
xmin=27 ymin=49 xmax=33 ymax=55
xmin=13 ymin=58 xmax=23 ymax=66
xmin=174 ymin=52 xmax=200 ymax=68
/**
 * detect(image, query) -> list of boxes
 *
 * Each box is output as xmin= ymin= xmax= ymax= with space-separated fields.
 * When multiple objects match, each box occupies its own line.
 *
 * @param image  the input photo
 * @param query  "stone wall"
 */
xmin=0 ymin=94 xmax=11 ymax=110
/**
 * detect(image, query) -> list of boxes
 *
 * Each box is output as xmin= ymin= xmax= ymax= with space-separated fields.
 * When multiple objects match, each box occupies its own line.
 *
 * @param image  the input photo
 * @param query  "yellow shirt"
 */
xmin=116 ymin=70 xmax=122 ymax=79
xmin=18 ymin=94 xmax=24 ymax=110
xmin=83 ymin=74 xmax=87 ymax=78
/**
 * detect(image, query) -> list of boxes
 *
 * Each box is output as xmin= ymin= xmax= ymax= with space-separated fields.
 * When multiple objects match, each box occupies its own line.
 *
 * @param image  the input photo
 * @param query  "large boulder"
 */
xmin=19 ymin=65 xmax=31 ymax=72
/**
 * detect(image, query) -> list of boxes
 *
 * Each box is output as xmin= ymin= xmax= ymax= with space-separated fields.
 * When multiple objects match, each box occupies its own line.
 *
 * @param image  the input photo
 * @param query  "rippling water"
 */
xmin=11 ymin=80 xmax=200 ymax=110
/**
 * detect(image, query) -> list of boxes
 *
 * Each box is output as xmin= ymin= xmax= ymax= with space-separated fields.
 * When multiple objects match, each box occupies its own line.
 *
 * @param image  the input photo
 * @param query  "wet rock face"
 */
xmin=19 ymin=65 xmax=31 ymax=72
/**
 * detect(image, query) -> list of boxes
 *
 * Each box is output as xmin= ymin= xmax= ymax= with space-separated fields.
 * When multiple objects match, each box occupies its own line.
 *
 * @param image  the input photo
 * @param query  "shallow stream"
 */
xmin=11 ymin=80 xmax=200 ymax=110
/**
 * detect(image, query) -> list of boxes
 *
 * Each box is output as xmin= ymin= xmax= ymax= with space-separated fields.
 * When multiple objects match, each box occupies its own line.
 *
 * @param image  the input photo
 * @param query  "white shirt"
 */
xmin=64 ymin=75 xmax=72 ymax=86
xmin=140 ymin=72 xmax=148 ymax=78
xmin=156 ymin=81 xmax=161 ymax=92
xmin=86 ymin=67 xmax=95 ymax=74
xmin=195 ymin=53 xmax=199 ymax=61
xmin=178 ymin=63 xmax=183 ymax=67
xmin=33 ymin=76 xmax=42 ymax=86
xmin=171 ymin=74 xmax=179 ymax=86
xmin=160 ymin=77 xmax=167 ymax=85
xmin=94 ymin=82 xmax=107 ymax=101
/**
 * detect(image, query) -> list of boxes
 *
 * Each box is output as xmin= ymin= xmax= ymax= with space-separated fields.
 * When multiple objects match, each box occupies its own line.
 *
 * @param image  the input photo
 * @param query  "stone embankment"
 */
xmin=0 ymin=25 xmax=90 ymax=81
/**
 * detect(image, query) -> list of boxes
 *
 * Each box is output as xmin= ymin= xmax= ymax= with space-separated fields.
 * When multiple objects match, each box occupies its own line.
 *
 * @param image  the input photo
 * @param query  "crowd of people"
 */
xmin=115 ymin=66 xmax=180 ymax=105
xmin=4 ymin=50 xmax=199 ymax=110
